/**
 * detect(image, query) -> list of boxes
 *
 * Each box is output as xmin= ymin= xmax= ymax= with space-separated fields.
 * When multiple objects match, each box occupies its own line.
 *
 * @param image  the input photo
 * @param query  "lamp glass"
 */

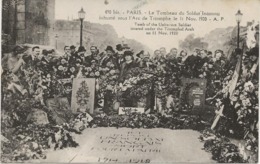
xmin=235 ymin=10 xmax=242 ymax=23
xmin=78 ymin=8 xmax=86 ymax=19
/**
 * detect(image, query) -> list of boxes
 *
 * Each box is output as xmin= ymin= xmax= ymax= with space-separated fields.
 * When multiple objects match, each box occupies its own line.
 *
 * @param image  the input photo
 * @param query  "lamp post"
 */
xmin=235 ymin=10 xmax=243 ymax=49
xmin=78 ymin=7 xmax=86 ymax=47
xmin=55 ymin=34 xmax=58 ymax=49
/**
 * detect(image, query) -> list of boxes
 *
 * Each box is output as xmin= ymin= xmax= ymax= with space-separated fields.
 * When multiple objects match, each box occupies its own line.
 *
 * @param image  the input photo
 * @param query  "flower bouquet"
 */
xmin=120 ymin=68 xmax=154 ymax=108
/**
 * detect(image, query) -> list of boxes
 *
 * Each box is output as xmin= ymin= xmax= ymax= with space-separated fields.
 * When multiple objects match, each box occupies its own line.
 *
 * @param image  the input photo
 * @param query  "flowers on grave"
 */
xmin=65 ymin=112 xmax=93 ymax=133
xmin=1 ymin=124 xmax=79 ymax=162
xmin=200 ymin=130 xmax=248 ymax=163
xmin=88 ymin=112 xmax=206 ymax=130
xmin=119 ymin=71 xmax=153 ymax=105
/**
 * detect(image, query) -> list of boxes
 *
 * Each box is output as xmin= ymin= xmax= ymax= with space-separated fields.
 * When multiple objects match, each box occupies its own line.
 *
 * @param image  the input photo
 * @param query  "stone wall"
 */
xmin=1 ymin=0 xmax=55 ymax=47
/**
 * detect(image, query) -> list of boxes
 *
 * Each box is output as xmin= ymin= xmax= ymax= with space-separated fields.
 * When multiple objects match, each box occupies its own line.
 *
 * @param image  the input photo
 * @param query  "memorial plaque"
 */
xmin=71 ymin=78 xmax=96 ymax=114
xmin=43 ymin=128 xmax=213 ymax=163
xmin=118 ymin=107 xmax=145 ymax=115
xmin=180 ymin=78 xmax=207 ymax=111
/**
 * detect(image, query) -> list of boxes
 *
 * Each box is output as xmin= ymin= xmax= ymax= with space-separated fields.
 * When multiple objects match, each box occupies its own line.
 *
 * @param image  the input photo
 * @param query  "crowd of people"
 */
xmin=1 ymin=43 xmax=231 ymax=101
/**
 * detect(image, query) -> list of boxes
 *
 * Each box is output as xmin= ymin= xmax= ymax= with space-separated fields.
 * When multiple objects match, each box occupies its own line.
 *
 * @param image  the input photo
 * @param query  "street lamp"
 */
xmin=55 ymin=34 xmax=58 ymax=49
xmin=78 ymin=7 xmax=86 ymax=47
xmin=235 ymin=10 xmax=243 ymax=49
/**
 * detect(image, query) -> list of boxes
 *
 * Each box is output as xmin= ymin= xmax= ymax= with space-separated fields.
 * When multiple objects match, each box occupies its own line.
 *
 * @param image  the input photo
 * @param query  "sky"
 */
xmin=55 ymin=0 xmax=260 ymax=51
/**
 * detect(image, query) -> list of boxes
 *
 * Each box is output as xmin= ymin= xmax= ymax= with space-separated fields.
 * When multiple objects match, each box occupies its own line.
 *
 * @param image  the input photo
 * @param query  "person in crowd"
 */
xmin=184 ymin=48 xmax=201 ymax=77
xmin=115 ymin=44 xmax=125 ymax=68
xmin=158 ymin=47 xmax=167 ymax=65
xmin=46 ymin=49 xmax=56 ymax=61
xmin=1 ymin=45 xmax=28 ymax=74
xmin=159 ymin=47 xmax=167 ymax=58
xmin=167 ymin=48 xmax=178 ymax=60
xmin=207 ymin=51 xmax=213 ymax=61
xmin=32 ymin=46 xmax=41 ymax=59
xmin=119 ymin=50 xmax=136 ymax=83
xmin=165 ymin=48 xmax=180 ymax=74
xmin=41 ymin=49 xmax=49 ymax=62
xmin=91 ymin=46 xmax=100 ymax=56
xmin=1 ymin=45 xmax=33 ymax=96
xmin=174 ymin=49 xmax=188 ymax=76
xmin=154 ymin=48 xmax=166 ymax=65
xmin=198 ymin=49 xmax=209 ymax=69
xmin=100 ymin=46 xmax=117 ymax=68
xmin=21 ymin=46 xmax=42 ymax=71
xmin=69 ymin=45 xmax=78 ymax=63
xmin=44 ymin=49 xmax=58 ymax=73
xmin=77 ymin=46 xmax=87 ymax=64
xmin=50 ymin=49 xmax=57 ymax=57
xmin=153 ymin=50 xmax=161 ymax=61
xmin=135 ymin=50 xmax=144 ymax=65
xmin=70 ymin=45 xmax=77 ymax=56
xmin=179 ymin=49 xmax=188 ymax=63
xmin=213 ymin=49 xmax=227 ymax=71
xmin=84 ymin=46 xmax=100 ymax=66
xmin=138 ymin=51 xmax=153 ymax=68
xmin=24 ymin=46 xmax=41 ymax=62
xmin=212 ymin=49 xmax=227 ymax=89
xmin=38 ymin=49 xmax=56 ymax=75
xmin=63 ymin=46 xmax=71 ymax=60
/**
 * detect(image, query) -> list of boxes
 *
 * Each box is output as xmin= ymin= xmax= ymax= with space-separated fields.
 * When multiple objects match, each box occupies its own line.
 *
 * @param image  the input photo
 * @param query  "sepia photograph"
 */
xmin=1 ymin=0 xmax=259 ymax=163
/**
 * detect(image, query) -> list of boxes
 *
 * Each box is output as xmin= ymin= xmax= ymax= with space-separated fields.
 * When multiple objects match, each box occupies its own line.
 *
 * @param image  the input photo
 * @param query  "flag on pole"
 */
xmin=228 ymin=55 xmax=242 ymax=98
xmin=211 ymin=50 xmax=243 ymax=130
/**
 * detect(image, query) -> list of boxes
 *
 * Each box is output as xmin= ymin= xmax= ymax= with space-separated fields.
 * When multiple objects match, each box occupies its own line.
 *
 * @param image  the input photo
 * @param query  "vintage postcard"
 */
xmin=1 ymin=0 xmax=259 ymax=163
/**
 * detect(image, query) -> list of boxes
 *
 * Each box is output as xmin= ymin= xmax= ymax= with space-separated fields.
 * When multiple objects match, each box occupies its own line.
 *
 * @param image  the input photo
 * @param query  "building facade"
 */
xmin=2 ymin=0 xmax=55 ymax=47
xmin=54 ymin=19 xmax=93 ymax=51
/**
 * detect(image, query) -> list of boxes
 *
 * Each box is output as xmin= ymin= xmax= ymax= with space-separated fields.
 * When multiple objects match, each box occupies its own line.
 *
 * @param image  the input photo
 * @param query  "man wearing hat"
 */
xmin=115 ymin=44 xmax=125 ymax=68
xmin=135 ymin=50 xmax=144 ymax=65
xmin=37 ymin=49 xmax=52 ymax=74
xmin=69 ymin=45 xmax=78 ymax=64
xmin=100 ymin=46 xmax=117 ymax=68
xmin=138 ymin=51 xmax=154 ymax=68
xmin=70 ymin=45 xmax=76 ymax=55
xmin=76 ymin=46 xmax=87 ymax=64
